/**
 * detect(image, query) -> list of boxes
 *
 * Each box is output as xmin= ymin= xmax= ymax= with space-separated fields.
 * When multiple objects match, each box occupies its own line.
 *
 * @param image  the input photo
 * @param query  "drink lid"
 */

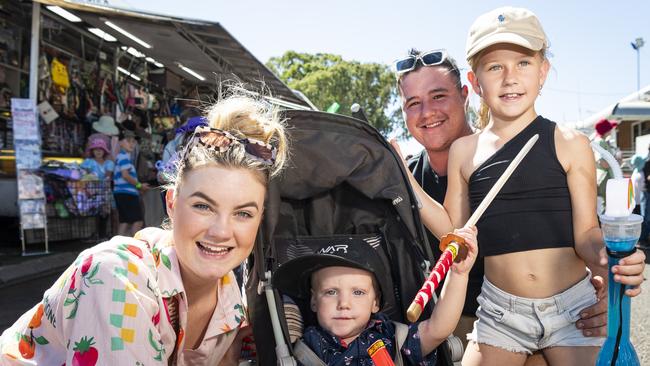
xmin=599 ymin=213 xmax=643 ymax=225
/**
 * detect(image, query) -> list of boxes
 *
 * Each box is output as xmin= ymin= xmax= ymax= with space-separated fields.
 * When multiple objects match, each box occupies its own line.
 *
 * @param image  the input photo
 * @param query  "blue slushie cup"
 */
xmin=596 ymin=214 xmax=642 ymax=366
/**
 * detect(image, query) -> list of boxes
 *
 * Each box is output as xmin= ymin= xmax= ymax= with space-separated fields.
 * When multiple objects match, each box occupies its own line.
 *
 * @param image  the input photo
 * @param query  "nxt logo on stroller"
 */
xmin=318 ymin=245 xmax=349 ymax=254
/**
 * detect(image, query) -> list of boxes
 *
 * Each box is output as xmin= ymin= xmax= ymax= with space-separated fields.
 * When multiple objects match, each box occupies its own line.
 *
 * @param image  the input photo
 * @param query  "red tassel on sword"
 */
xmin=406 ymin=134 xmax=539 ymax=323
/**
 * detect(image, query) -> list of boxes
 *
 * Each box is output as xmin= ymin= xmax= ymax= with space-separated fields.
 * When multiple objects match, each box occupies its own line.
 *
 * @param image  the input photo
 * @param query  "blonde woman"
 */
xmin=1 ymin=93 xmax=288 ymax=365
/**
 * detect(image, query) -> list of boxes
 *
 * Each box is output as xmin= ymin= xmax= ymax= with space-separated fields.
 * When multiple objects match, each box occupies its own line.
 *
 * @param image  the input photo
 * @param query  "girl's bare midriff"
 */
xmin=484 ymin=246 xmax=588 ymax=298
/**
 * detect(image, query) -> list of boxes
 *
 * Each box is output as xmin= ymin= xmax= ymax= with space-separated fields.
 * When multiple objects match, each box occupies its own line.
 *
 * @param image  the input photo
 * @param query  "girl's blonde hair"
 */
xmin=468 ymin=47 xmax=548 ymax=129
xmin=165 ymin=92 xmax=289 ymax=192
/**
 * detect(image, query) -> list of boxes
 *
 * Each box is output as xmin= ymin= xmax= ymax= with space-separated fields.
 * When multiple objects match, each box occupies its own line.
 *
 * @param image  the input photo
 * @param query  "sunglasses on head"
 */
xmin=188 ymin=126 xmax=277 ymax=165
xmin=393 ymin=49 xmax=448 ymax=75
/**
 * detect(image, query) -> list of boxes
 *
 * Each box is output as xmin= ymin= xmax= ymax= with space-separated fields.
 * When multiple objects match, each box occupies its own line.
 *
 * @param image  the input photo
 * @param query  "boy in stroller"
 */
xmin=273 ymin=226 xmax=478 ymax=365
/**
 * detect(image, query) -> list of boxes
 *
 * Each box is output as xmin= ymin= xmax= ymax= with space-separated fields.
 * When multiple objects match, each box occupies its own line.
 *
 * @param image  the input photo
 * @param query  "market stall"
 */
xmin=1 ymin=0 xmax=309 ymax=252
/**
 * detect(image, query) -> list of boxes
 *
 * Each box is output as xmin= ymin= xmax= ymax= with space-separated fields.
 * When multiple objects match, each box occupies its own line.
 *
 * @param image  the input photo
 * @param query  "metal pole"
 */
xmin=638 ymin=48 xmax=641 ymax=100
xmin=28 ymin=2 xmax=41 ymax=101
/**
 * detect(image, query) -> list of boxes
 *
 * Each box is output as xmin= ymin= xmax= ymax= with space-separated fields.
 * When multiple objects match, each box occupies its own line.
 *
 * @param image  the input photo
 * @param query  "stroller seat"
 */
xmin=245 ymin=110 xmax=463 ymax=365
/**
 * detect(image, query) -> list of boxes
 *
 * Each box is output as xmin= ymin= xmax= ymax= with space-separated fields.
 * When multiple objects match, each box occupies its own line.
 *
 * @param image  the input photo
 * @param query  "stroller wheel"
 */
xmin=446 ymin=335 xmax=464 ymax=363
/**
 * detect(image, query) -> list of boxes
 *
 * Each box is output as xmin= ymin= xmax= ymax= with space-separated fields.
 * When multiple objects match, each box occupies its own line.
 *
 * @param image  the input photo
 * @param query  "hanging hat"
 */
xmin=92 ymin=115 xmax=119 ymax=136
xmin=595 ymin=118 xmax=618 ymax=137
xmin=85 ymin=138 xmax=110 ymax=156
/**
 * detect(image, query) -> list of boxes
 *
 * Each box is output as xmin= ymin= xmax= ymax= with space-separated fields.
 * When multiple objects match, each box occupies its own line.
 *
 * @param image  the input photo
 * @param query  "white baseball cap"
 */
xmin=466 ymin=6 xmax=548 ymax=61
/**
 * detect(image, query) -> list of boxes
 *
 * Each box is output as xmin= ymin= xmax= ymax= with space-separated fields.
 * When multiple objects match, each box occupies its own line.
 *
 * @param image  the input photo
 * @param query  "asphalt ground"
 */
xmin=630 ymin=264 xmax=650 ymax=365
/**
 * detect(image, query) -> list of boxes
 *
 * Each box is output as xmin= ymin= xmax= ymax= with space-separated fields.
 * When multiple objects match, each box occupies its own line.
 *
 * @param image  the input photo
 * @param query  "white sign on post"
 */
xmin=12 ymin=98 xmax=41 ymax=141
xmin=11 ymin=98 xmax=48 ymax=253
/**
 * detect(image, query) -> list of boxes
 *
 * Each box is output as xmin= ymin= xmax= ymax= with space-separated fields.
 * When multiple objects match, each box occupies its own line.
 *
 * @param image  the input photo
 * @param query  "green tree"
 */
xmin=266 ymin=51 xmax=400 ymax=135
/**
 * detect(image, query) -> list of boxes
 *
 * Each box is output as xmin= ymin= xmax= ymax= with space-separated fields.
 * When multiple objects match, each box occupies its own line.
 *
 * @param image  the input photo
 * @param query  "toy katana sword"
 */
xmin=406 ymin=134 xmax=539 ymax=322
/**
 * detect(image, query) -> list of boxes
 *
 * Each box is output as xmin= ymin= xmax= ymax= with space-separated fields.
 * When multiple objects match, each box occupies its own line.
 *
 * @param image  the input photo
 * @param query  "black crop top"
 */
xmin=468 ymin=116 xmax=574 ymax=257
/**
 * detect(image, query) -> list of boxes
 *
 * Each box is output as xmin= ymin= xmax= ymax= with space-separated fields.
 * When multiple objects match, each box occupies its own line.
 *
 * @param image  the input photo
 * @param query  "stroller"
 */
xmin=246 ymin=110 xmax=463 ymax=365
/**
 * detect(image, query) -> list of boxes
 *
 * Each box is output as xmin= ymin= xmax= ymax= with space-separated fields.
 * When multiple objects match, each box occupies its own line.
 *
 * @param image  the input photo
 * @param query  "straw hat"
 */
xmin=92 ymin=115 xmax=119 ymax=136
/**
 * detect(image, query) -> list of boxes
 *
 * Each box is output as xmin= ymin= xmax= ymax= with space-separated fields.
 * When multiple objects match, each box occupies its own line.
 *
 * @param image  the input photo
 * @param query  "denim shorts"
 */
xmin=468 ymin=272 xmax=605 ymax=354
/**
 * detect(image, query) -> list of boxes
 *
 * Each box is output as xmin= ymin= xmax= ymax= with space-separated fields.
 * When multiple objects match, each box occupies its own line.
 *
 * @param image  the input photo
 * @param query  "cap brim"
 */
xmin=467 ymin=32 xmax=545 ymax=60
xmin=273 ymin=254 xmax=371 ymax=301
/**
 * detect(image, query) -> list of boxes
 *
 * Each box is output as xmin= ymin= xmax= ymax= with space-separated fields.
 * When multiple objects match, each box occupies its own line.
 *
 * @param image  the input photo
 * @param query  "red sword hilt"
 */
xmin=406 ymin=233 xmax=467 ymax=322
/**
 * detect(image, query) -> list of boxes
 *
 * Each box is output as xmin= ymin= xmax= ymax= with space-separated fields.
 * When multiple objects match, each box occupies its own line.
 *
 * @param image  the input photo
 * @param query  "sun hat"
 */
xmin=595 ymin=118 xmax=618 ymax=137
xmin=272 ymin=235 xmax=391 ymax=309
xmin=466 ymin=6 xmax=548 ymax=61
xmin=92 ymin=115 xmax=119 ymax=136
xmin=85 ymin=138 xmax=110 ymax=156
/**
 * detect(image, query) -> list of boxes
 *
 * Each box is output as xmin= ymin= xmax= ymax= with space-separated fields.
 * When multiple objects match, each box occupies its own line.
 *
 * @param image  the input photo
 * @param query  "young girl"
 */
xmin=455 ymin=7 xmax=637 ymax=365
xmin=81 ymin=137 xmax=114 ymax=180
xmin=0 ymin=93 xmax=288 ymax=365
xmin=397 ymin=6 xmax=647 ymax=366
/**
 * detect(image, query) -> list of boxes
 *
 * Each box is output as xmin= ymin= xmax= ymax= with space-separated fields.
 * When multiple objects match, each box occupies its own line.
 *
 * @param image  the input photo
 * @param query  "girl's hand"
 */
xmin=450 ymin=226 xmax=478 ymax=275
xmin=609 ymin=248 xmax=646 ymax=297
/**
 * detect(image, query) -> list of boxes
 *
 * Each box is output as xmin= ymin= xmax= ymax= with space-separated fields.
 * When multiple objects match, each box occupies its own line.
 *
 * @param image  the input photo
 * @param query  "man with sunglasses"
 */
xmin=395 ymin=48 xmax=483 ymax=358
xmin=394 ymin=49 xmax=610 ymax=366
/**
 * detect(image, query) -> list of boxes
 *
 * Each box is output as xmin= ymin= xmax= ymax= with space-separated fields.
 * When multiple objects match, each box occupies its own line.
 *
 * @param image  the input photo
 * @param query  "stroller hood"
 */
xmin=263 ymin=109 xmax=427 ymax=244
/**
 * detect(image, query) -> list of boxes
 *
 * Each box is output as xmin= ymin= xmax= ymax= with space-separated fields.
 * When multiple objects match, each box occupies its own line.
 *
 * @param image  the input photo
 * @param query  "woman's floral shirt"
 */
xmin=0 ymin=227 xmax=246 ymax=365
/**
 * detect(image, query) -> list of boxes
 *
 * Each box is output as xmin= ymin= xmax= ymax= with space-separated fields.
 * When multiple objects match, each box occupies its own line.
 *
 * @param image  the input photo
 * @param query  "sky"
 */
xmin=117 ymin=0 xmax=649 ymax=153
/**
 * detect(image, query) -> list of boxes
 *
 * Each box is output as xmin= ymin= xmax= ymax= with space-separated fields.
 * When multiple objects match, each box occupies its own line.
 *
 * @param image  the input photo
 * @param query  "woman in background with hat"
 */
xmin=593 ymin=118 xmax=621 ymax=212
xmin=81 ymin=137 xmax=114 ymax=181
xmin=91 ymin=115 xmax=120 ymax=161
xmin=92 ymin=114 xmax=119 ymax=136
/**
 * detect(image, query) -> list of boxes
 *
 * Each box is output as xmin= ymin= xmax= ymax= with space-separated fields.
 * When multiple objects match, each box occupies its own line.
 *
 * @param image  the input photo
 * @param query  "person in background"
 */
xmin=593 ymin=118 xmax=621 ymax=213
xmin=630 ymin=154 xmax=646 ymax=217
xmin=641 ymin=145 xmax=650 ymax=245
xmin=113 ymin=129 xmax=148 ymax=236
xmin=157 ymin=109 xmax=206 ymax=208
xmin=81 ymin=137 xmax=114 ymax=181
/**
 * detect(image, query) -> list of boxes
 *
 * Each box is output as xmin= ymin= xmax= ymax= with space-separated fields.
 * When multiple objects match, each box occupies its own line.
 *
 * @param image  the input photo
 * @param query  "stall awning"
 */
xmin=611 ymin=101 xmax=650 ymax=121
xmin=34 ymin=0 xmax=311 ymax=109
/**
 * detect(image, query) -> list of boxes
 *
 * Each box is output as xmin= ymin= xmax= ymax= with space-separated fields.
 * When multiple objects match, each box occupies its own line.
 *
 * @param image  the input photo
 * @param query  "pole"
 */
xmin=637 ymin=48 xmax=641 ymax=100
xmin=29 ymin=2 xmax=41 ymax=101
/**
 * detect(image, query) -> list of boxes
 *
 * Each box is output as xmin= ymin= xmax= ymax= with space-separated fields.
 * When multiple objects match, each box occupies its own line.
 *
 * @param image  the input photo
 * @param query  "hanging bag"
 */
xmin=51 ymin=57 xmax=70 ymax=93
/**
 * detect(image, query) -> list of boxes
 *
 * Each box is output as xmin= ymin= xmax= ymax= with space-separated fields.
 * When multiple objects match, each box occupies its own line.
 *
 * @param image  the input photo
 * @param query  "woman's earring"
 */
xmin=539 ymin=84 xmax=543 ymax=96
